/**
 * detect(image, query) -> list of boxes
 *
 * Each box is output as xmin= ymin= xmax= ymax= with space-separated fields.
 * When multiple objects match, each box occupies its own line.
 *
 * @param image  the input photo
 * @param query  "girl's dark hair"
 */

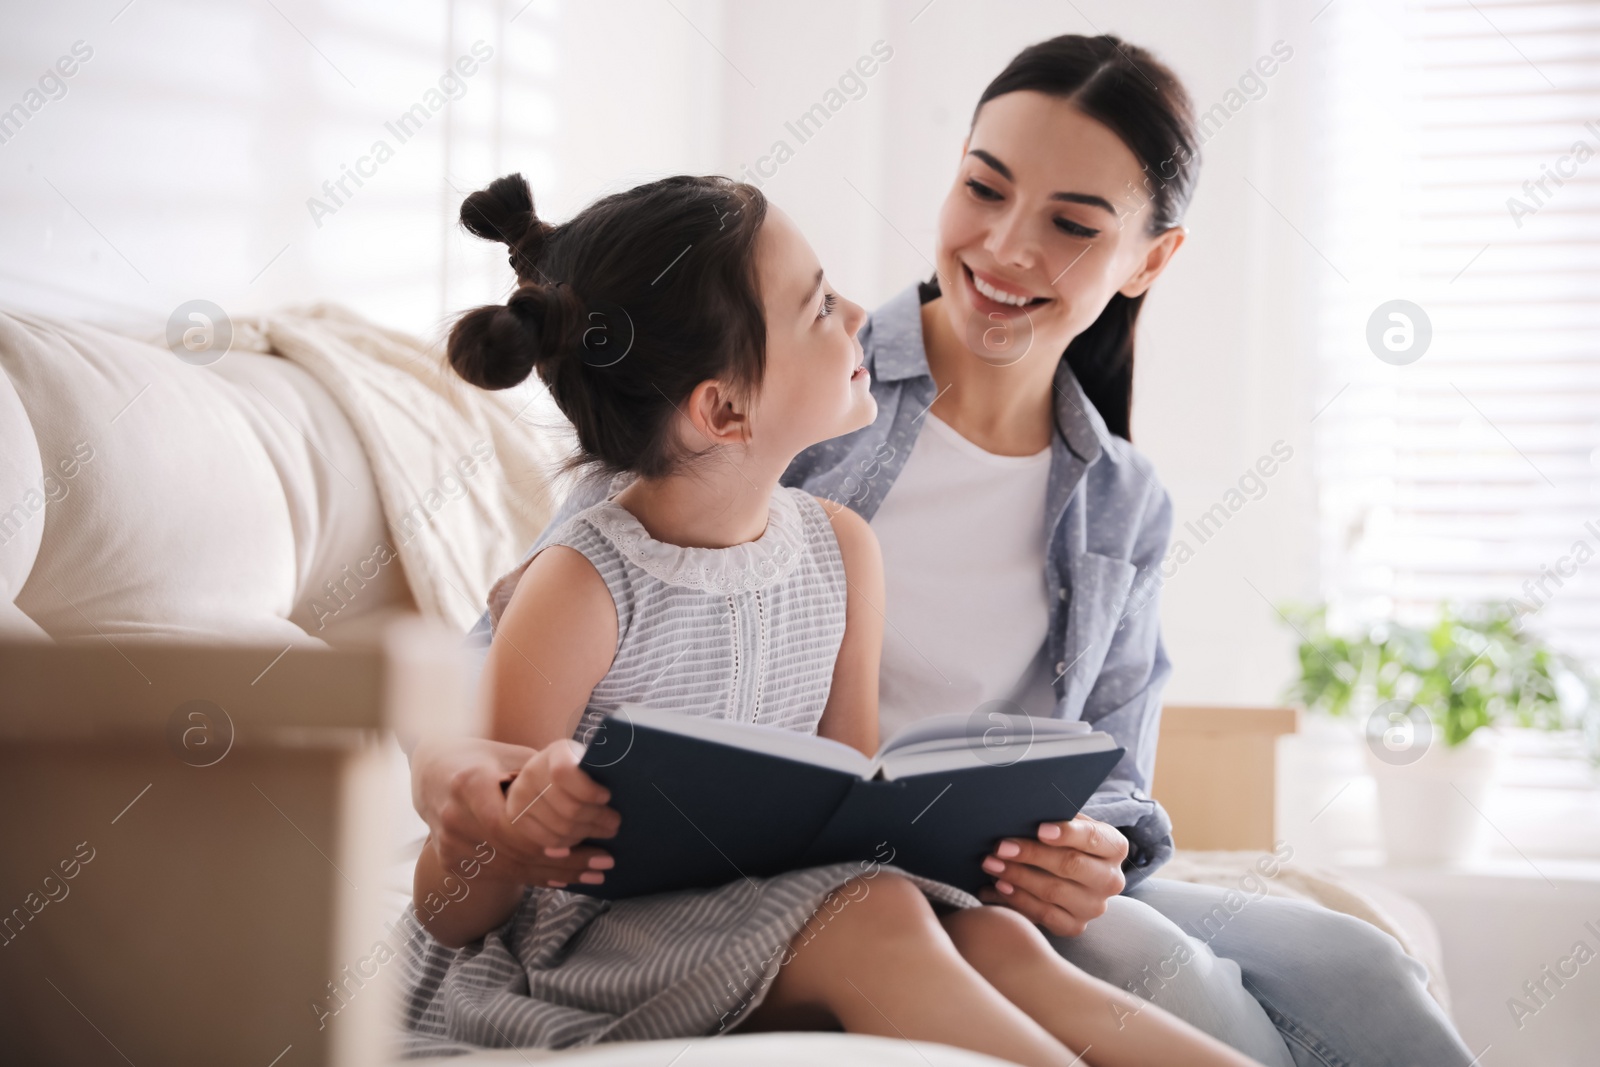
xmin=971 ymin=35 xmax=1199 ymax=440
xmin=447 ymin=172 xmax=769 ymax=478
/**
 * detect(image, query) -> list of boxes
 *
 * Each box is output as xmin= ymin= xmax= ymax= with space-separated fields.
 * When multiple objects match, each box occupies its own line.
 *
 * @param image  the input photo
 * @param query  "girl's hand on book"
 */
xmin=502 ymin=740 xmax=622 ymax=887
xmin=976 ymin=814 xmax=1128 ymax=937
xmin=412 ymin=735 xmax=618 ymax=891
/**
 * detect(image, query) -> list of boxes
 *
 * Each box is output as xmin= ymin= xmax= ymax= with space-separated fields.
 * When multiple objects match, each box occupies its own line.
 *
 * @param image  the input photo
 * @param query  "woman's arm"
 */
xmin=412 ymin=544 xmax=622 ymax=946
xmin=814 ymin=498 xmax=885 ymax=758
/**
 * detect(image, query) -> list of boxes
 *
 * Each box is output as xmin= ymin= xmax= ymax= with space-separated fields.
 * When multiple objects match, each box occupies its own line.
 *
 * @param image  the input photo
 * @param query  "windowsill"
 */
xmin=1279 ymin=726 xmax=1600 ymax=879
xmin=1369 ymin=729 xmax=1598 ymax=880
xmin=1334 ymin=851 xmax=1600 ymax=885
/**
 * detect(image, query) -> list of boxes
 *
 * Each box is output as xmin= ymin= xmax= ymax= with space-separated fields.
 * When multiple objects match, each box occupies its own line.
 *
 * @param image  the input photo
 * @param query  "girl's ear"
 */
xmin=1119 ymin=226 xmax=1186 ymax=299
xmin=683 ymin=378 xmax=751 ymax=447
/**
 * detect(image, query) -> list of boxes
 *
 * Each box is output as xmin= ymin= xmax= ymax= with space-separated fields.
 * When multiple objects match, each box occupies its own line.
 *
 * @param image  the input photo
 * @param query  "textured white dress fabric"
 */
xmin=398 ymin=483 xmax=978 ymax=1056
xmin=870 ymin=413 xmax=1057 ymax=742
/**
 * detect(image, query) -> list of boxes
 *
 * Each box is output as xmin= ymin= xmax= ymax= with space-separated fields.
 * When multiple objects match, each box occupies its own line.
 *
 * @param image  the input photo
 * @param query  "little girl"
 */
xmin=401 ymin=172 xmax=1261 ymax=1067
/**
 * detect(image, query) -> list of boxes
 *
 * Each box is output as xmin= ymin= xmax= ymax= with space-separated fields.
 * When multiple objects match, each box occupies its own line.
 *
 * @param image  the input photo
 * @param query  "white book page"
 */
xmin=879 ymin=711 xmax=1090 ymax=754
xmin=602 ymin=706 xmax=1104 ymax=782
xmin=876 ymin=732 xmax=1116 ymax=781
xmin=609 ymin=704 xmax=872 ymax=777
xmin=875 ymin=711 xmax=1090 ymax=759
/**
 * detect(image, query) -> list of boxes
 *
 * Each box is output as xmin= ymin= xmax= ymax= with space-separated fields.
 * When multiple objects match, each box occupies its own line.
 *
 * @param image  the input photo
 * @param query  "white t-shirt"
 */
xmin=870 ymin=412 xmax=1057 ymax=741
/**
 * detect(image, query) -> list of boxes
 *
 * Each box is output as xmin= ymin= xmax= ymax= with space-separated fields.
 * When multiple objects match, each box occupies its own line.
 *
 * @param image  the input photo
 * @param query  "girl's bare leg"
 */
xmin=941 ymin=905 xmax=1264 ymax=1067
xmin=743 ymin=873 xmax=1084 ymax=1067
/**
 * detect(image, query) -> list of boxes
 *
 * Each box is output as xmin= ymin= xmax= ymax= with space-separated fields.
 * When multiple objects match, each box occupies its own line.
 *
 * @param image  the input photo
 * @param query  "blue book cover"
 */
xmin=569 ymin=707 xmax=1125 ymax=899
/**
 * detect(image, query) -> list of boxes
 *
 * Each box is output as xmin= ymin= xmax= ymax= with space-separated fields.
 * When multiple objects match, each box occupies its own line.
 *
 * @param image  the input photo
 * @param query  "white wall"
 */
xmin=706 ymin=1 xmax=1324 ymax=705
xmin=0 ymin=0 xmax=1324 ymax=705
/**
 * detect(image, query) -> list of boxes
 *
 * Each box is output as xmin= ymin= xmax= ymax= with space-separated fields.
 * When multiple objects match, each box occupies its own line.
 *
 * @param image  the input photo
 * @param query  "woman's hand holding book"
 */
xmin=976 ymin=814 xmax=1130 ymax=938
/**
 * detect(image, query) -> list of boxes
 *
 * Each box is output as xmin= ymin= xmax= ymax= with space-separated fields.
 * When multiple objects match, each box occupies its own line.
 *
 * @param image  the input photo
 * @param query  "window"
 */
xmin=0 ymin=0 xmax=557 ymax=335
xmin=1311 ymin=0 xmax=1600 ymax=660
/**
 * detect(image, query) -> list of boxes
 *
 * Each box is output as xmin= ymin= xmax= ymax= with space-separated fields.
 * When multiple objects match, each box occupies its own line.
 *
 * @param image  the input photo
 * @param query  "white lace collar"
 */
xmin=582 ymin=476 xmax=809 ymax=593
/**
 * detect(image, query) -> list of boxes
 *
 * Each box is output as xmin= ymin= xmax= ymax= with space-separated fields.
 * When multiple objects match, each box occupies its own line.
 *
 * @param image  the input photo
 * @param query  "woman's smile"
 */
xmin=962 ymin=260 xmax=1052 ymax=317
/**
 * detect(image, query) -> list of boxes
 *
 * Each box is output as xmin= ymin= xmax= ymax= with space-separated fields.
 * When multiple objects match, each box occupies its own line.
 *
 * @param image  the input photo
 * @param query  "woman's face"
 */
xmin=935 ymin=90 xmax=1184 ymax=364
xmin=745 ymin=206 xmax=876 ymax=460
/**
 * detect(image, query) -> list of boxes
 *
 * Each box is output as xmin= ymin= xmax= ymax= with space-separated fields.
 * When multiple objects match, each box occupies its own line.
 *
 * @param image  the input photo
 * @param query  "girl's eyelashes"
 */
xmin=818 ymin=291 xmax=838 ymax=320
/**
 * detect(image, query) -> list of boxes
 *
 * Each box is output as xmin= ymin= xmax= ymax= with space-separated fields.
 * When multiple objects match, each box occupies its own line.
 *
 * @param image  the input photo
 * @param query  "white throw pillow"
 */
xmin=205 ymin=338 xmax=413 ymax=642
xmin=0 ymin=311 xmax=409 ymax=645
xmin=0 ymin=360 xmax=50 ymax=640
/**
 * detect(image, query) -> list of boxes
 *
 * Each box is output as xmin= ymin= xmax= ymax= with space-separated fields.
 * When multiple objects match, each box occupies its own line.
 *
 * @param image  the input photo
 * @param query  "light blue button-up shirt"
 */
xmin=469 ymin=281 xmax=1178 ymax=887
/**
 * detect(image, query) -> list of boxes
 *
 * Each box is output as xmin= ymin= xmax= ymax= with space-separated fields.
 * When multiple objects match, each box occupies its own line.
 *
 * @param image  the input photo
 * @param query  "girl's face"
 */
xmin=745 ymin=206 xmax=875 ymax=460
xmin=934 ymin=90 xmax=1184 ymax=364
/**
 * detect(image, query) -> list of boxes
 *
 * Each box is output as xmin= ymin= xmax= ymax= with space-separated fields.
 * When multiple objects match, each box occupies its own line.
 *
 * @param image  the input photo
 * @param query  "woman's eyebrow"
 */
xmin=967 ymin=148 xmax=1117 ymax=215
xmin=799 ymin=268 xmax=823 ymax=313
xmin=1050 ymin=190 xmax=1116 ymax=214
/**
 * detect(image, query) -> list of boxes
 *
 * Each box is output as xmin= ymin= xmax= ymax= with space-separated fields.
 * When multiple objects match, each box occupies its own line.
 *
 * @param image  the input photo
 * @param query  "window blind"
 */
xmin=0 ymin=0 xmax=558 ymax=336
xmin=1311 ymin=0 xmax=1600 ymax=661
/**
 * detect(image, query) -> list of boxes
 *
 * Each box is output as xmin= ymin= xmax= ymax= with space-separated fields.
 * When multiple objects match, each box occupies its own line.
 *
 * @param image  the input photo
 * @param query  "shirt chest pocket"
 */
xmin=1058 ymin=551 xmax=1139 ymax=705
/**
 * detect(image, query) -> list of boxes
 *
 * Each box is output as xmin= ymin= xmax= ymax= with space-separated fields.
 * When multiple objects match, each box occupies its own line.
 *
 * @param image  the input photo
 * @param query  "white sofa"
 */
xmin=0 ymin=310 xmax=414 ymax=647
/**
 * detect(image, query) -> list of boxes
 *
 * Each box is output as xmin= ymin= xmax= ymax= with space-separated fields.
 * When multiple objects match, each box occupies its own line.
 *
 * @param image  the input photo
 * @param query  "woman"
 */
xmin=412 ymin=35 xmax=1473 ymax=1067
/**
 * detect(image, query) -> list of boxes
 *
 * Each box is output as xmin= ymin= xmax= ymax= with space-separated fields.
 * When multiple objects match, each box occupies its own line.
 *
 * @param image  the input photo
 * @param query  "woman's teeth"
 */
xmin=970 ymin=270 xmax=1036 ymax=307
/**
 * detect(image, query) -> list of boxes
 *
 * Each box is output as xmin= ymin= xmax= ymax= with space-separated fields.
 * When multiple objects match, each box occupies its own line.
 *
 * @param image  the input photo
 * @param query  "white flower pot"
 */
xmin=1365 ymin=729 xmax=1501 ymax=866
xmin=1278 ymin=714 xmax=1370 ymax=861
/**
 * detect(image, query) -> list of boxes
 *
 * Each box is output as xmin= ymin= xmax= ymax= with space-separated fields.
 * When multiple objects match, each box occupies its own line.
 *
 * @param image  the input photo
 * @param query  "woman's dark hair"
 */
xmin=970 ymin=34 xmax=1199 ymax=440
xmin=447 ymin=173 xmax=769 ymax=478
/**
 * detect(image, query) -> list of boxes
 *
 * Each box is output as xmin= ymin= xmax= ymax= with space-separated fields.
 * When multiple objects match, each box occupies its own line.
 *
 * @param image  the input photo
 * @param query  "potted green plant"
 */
xmin=1280 ymin=602 xmax=1587 ymax=865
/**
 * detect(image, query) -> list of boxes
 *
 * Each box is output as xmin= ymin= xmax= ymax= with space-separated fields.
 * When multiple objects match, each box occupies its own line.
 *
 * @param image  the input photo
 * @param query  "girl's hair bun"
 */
xmin=459 ymin=172 xmax=553 ymax=280
xmin=447 ymin=283 xmax=580 ymax=391
xmin=446 ymin=171 xmax=770 ymax=480
xmin=448 ymin=172 xmax=583 ymax=391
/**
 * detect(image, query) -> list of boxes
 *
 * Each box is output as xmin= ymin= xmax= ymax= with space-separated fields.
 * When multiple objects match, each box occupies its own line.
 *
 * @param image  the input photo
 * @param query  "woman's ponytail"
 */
xmin=1062 ymin=292 xmax=1141 ymax=441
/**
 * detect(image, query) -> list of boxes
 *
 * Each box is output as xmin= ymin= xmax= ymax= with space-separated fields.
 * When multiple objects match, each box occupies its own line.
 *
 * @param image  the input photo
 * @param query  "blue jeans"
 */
xmin=1046 ymin=878 xmax=1475 ymax=1067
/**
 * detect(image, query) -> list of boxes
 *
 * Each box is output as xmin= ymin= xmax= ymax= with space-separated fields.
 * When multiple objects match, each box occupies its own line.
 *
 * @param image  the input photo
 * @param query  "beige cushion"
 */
xmin=0 ymin=311 xmax=409 ymax=646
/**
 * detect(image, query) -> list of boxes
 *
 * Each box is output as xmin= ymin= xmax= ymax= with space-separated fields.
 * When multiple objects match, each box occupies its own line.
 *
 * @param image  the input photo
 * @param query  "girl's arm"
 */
xmin=405 ymin=478 xmax=623 ymax=905
xmin=480 ymin=544 xmax=619 ymax=749
xmin=814 ymin=500 xmax=885 ymax=757
xmin=412 ymin=545 xmax=621 ymax=947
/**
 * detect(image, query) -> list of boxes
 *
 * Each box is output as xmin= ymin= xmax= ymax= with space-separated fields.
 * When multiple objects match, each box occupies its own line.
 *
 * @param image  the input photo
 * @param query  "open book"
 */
xmin=571 ymin=706 xmax=1124 ymax=899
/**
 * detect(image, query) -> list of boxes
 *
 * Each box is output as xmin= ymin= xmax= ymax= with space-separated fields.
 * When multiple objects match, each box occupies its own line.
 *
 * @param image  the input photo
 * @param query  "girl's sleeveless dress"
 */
xmin=398 ymin=482 xmax=978 ymax=1056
